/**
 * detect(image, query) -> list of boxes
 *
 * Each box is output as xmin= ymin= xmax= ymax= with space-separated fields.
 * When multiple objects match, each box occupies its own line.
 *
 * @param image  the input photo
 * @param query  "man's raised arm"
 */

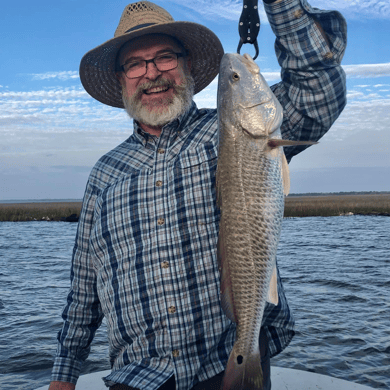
xmin=263 ymin=0 xmax=347 ymax=162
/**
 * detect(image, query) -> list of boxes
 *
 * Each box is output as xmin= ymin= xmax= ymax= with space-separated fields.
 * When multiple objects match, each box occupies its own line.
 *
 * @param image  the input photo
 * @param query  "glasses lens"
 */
xmin=125 ymin=61 xmax=146 ymax=79
xmin=155 ymin=53 xmax=178 ymax=71
xmin=123 ymin=53 xmax=180 ymax=79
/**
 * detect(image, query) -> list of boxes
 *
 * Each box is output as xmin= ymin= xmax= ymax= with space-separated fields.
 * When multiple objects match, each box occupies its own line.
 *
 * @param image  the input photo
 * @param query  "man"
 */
xmin=49 ymin=1 xmax=346 ymax=389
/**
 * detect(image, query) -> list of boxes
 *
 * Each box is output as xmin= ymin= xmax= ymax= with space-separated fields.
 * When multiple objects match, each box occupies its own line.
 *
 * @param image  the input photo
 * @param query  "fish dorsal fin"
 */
xmin=267 ymin=266 xmax=279 ymax=305
xmin=281 ymin=152 xmax=290 ymax=196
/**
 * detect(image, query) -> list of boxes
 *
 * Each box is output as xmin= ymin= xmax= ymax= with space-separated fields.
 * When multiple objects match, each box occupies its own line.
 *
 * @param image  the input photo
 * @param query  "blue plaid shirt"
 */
xmin=52 ymin=1 xmax=347 ymax=388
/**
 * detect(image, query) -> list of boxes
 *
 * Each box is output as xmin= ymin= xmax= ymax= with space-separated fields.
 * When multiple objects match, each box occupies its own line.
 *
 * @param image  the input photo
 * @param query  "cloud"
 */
xmin=343 ymin=63 xmax=390 ymax=78
xmin=287 ymin=92 xmax=390 ymax=181
xmin=30 ymin=71 xmax=79 ymax=81
xmin=312 ymin=0 xmax=390 ymax=19
xmin=321 ymin=96 xmax=390 ymax=143
xmin=166 ymin=0 xmax=390 ymax=21
xmin=196 ymin=64 xmax=390 ymax=107
xmin=346 ymin=91 xmax=364 ymax=99
xmin=264 ymin=63 xmax=390 ymax=82
xmin=182 ymin=0 xmax=389 ymax=28
xmin=2 ymin=60 xmax=390 ymax=139
xmin=167 ymin=0 xmax=266 ymax=22
xmin=0 ymin=86 xmax=130 ymax=132
xmin=0 ymin=88 xmax=87 ymax=100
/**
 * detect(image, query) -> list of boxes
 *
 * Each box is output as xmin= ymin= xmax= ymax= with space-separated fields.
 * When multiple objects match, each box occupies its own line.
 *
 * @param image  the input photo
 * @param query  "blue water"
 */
xmin=0 ymin=216 xmax=389 ymax=389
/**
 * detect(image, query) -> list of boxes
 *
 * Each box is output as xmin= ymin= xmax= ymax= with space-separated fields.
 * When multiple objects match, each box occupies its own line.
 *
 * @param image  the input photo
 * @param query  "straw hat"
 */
xmin=79 ymin=1 xmax=224 ymax=108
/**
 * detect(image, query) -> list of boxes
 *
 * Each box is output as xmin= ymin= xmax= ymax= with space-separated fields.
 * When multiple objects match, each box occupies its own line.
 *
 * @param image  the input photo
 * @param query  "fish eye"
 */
xmin=232 ymin=73 xmax=240 ymax=81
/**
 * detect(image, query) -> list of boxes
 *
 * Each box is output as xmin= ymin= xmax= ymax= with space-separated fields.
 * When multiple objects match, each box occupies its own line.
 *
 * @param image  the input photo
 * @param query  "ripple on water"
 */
xmin=1 ymin=217 xmax=389 ymax=389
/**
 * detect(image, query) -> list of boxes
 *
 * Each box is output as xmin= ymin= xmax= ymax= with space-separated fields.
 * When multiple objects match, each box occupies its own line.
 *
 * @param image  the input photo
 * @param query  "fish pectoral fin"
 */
xmin=266 ymin=266 xmax=279 ymax=306
xmin=281 ymin=152 xmax=290 ymax=196
xmin=268 ymin=138 xmax=318 ymax=148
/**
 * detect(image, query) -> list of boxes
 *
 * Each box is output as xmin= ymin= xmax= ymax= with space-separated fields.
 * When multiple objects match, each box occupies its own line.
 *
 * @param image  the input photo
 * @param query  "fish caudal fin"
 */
xmin=221 ymin=347 xmax=263 ymax=390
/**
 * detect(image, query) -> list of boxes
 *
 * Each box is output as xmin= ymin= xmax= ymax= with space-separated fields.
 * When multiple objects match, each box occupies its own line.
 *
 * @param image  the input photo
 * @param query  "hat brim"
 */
xmin=79 ymin=22 xmax=224 ymax=108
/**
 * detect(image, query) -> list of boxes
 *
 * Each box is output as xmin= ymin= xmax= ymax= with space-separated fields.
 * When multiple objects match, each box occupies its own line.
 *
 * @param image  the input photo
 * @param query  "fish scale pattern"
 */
xmin=218 ymin=133 xmax=284 ymax=359
xmin=216 ymin=53 xmax=286 ymax=378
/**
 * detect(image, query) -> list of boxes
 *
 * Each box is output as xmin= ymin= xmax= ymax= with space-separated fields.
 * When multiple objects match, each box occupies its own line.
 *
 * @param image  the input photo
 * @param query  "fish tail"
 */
xmin=221 ymin=346 xmax=263 ymax=390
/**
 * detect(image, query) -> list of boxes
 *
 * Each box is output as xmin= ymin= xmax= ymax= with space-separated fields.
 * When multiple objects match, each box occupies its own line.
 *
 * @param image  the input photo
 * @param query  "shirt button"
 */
xmin=294 ymin=9 xmax=304 ymax=18
xmin=168 ymin=306 xmax=176 ymax=314
xmin=161 ymin=261 xmax=169 ymax=269
xmin=156 ymin=180 xmax=163 ymax=187
xmin=158 ymin=148 xmax=165 ymax=154
xmin=172 ymin=350 xmax=180 ymax=357
xmin=157 ymin=218 xmax=165 ymax=226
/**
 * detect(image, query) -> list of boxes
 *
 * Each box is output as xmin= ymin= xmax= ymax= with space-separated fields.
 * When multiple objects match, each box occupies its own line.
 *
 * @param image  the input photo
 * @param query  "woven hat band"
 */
xmin=125 ymin=23 xmax=156 ymax=34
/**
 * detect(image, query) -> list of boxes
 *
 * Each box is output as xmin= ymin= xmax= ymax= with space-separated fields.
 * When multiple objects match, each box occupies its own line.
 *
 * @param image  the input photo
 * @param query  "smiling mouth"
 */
xmin=143 ymin=86 xmax=170 ymax=95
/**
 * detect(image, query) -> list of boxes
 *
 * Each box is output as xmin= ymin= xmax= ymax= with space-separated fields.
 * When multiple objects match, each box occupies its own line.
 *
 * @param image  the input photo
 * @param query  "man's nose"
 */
xmin=144 ymin=61 xmax=162 ymax=80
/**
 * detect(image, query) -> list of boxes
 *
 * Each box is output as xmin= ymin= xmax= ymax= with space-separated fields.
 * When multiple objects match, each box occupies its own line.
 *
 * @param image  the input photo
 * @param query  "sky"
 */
xmin=1 ymin=0 xmax=389 ymax=200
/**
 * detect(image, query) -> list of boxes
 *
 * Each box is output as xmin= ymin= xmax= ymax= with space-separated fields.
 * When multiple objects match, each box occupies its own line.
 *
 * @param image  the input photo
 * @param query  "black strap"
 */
xmin=237 ymin=0 xmax=260 ymax=59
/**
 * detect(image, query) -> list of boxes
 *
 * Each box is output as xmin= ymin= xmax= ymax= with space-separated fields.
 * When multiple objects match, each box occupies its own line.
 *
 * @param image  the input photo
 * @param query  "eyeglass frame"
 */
xmin=119 ymin=51 xmax=189 ymax=79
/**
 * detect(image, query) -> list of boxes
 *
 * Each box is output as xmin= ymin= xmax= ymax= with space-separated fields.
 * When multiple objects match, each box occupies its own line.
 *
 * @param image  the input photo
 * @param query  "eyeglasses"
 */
xmin=120 ymin=51 xmax=188 ymax=79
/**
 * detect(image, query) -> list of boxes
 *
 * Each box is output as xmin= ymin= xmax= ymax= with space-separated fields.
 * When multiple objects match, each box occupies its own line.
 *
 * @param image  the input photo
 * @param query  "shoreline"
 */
xmin=0 ymin=193 xmax=389 ymax=221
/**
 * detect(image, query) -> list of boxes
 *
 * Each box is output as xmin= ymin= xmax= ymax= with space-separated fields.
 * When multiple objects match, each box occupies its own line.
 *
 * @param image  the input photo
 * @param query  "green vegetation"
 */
xmin=0 ymin=193 xmax=389 ymax=222
xmin=0 ymin=202 xmax=82 ymax=222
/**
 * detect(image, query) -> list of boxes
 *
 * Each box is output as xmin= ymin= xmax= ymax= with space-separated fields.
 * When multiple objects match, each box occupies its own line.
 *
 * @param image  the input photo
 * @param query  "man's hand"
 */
xmin=48 ymin=381 xmax=76 ymax=390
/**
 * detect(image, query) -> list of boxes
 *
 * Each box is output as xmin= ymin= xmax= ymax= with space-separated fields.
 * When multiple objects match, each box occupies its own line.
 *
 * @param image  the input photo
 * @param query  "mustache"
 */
xmin=133 ymin=78 xmax=176 ymax=98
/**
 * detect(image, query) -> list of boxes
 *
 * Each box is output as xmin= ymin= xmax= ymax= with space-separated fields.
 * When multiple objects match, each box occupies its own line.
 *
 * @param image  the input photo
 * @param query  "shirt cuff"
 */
xmin=264 ymin=0 xmax=312 ymax=36
xmin=51 ymin=356 xmax=82 ymax=385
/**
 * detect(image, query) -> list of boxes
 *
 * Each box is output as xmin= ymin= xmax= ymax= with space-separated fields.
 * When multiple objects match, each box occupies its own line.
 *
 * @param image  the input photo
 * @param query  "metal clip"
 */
xmin=237 ymin=0 xmax=260 ymax=60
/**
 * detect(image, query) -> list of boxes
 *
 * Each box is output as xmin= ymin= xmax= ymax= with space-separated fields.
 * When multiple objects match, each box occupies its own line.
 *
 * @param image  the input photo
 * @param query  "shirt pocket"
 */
xmin=171 ymin=142 xmax=220 ymax=228
xmin=89 ymin=170 xmax=145 ymax=273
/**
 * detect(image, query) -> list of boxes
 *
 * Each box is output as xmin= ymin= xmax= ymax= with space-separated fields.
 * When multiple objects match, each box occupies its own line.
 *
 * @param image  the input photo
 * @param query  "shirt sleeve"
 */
xmin=51 ymin=179 xmax=104 ymax=384
xmin=264 ymin=0 xmax=347 ymax=162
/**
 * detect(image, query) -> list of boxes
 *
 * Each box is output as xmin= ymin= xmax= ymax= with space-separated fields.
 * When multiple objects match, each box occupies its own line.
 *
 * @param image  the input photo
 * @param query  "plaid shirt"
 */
xmin=52 ymin=0 xmax=347 ymax=388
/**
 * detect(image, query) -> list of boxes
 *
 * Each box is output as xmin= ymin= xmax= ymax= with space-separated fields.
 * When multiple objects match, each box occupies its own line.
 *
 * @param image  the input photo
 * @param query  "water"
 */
xmin=0 ymin=216 xmax=389 ymax=389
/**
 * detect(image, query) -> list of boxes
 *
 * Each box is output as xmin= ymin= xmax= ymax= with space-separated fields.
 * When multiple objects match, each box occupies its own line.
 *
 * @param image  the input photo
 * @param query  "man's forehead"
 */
xmin=120 ymin=34 xmax=182 ymax=60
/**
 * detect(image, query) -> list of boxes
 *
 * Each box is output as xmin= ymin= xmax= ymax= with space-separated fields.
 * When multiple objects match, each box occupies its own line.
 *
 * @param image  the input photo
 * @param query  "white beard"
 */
xmin=122 ymin=73 xmax=195 ymax=127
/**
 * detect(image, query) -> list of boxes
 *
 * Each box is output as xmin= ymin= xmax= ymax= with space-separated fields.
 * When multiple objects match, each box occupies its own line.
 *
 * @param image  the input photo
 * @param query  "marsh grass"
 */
xmin=0 ymin=194 xmax=389 ymax=221
xmin=0 ymin=202 xmax=82 ymax=222
xmin=284 ymin=193 xmax=390 ymax=217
